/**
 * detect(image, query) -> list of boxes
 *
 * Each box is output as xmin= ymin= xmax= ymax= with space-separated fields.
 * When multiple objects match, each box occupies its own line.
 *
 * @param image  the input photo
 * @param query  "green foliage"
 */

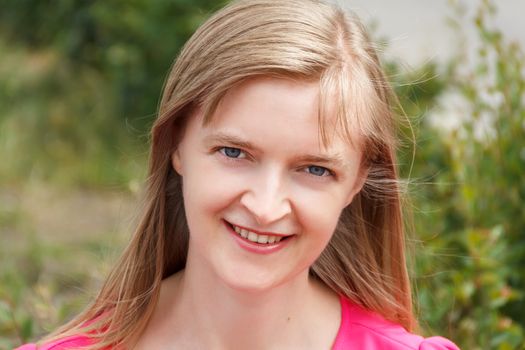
xmin=0 ymin=0 xmax=225 ymax=187
xmin=394 ymin=1 xmax=525 ymax=348
xmin=1 ymin=0 xmax=524 ymax=349
xmin=0 ymin=185 xmax=133 ymax=348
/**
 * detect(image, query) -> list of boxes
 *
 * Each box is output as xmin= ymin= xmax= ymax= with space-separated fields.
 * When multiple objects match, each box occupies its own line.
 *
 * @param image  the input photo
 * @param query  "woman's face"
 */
xmin=172 ymin=77 xmax=365 ymax=292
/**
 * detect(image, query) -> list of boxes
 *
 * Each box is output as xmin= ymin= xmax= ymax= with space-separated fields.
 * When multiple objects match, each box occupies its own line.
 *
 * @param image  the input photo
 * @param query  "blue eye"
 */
xmin=220 ymin=147 xmax=244 ymax=158
xmin=306 ymin=165 xmax=331 ymax=177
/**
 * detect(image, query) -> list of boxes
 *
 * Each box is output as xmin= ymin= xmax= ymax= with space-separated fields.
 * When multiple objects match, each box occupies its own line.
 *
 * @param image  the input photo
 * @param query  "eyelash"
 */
xmin=216 ymin=146 xmax=335 ymax=178
xmin=306 ymin=165 xmax=333 ymax=177
xmin=219 ymin=146 xmax=247 ymax=160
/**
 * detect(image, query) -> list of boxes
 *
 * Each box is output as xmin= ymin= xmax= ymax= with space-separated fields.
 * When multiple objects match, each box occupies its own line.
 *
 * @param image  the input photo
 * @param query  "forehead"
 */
xmin=184 ymin=77 xmax=362 ymax=170
xmin=216 ymin=77 xmax=319 ymax=125
xmin=203 ymin=76 xmax=360 ymax=151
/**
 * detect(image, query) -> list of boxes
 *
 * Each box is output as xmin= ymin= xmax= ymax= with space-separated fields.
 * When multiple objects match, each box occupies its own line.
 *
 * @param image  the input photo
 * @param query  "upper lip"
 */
xmin=227 ymin=220 xmax=292 ymax=237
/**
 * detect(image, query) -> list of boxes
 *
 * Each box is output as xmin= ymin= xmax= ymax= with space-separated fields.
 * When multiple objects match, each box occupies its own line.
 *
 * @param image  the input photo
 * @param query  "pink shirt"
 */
xmin=332 ymin=296 xmax=460 ymax=349
xmin=16 ymin=295 xmax=460 ymax=349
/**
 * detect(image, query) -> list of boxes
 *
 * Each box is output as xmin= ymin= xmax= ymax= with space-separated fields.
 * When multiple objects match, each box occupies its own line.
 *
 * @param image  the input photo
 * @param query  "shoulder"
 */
xmin=14 ymin=334 xmax=93 ymax=350
xmin=333 ymin=297 xmax=460 ymax=350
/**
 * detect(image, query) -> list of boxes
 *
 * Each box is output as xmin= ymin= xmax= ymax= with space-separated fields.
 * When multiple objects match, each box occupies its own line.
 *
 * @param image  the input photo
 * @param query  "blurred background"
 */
xmin=0 ymin=0 xmax=524 ymax=349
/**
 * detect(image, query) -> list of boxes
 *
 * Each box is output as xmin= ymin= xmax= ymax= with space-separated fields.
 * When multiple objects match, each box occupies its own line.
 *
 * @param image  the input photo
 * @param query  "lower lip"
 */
xmin=223 ymin=220 xmax=293 ymax=255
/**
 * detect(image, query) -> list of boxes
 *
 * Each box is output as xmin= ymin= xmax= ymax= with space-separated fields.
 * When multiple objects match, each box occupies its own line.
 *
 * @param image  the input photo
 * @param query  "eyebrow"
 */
xmin=204 ymin=132 xmax=255 ymax=152
xmin=203 ymin=132 xmax=348 ymax=169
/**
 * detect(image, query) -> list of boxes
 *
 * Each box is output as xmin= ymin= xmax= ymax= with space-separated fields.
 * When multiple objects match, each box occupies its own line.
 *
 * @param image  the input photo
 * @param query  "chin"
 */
xmin=217 ymin=266 xmax=286 ymax=294
xmin=216 ymin=262 xmax=307 ymax=296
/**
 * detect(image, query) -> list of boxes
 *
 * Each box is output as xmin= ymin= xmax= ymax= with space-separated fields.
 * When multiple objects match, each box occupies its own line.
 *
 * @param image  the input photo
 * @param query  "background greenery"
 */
xmin=1 ymin=0 xmax=523 ymax=349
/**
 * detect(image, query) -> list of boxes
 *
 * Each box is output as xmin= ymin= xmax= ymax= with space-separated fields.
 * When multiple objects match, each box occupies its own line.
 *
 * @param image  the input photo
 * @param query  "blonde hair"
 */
xmin=43 ymin=0 xmax=414 ymax=348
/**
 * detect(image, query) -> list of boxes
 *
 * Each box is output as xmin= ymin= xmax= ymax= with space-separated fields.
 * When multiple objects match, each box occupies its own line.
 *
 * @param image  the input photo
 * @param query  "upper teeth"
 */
xmin=233 ymin=225 xmax=283 ymax=244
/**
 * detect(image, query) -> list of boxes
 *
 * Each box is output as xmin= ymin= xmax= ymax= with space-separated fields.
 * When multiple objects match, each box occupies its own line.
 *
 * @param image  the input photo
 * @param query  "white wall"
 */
xmin=337 ymin=0 xmax=523 ymax=66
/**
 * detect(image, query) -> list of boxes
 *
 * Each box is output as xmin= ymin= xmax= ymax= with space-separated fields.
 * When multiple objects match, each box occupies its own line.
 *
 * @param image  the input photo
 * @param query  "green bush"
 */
xmin=1 ymin=0 xmax=524 ymax=349
xmin=398 ymin=1 xmax=525 ymax=348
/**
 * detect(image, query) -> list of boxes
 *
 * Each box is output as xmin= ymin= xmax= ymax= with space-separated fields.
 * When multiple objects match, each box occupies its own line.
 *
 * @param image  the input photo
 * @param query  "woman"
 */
xmin=18 ymin=1 xmax=460 ymax=349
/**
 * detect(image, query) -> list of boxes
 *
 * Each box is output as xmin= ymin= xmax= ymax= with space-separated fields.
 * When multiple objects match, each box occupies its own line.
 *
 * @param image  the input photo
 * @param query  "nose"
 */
xmin=240 ymin=167 xmax=292 ymax=226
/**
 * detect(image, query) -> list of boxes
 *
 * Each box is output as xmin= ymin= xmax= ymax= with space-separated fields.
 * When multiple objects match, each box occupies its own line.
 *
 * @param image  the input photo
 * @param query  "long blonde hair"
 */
xmin=43 ymin=0 xmax=414 ymax=348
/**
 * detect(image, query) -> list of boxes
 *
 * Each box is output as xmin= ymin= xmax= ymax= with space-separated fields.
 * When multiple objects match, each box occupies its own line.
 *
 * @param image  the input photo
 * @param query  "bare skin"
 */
xmin=133 ymin=268 xmax=341 ymax=350
xmin=134 ymin=78 xmax=364 ymax=349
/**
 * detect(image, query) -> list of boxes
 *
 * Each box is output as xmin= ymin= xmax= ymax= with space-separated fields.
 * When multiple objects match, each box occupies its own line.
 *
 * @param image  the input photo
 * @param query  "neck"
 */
xmin=157 ymin=260 xmax=340 ymax=349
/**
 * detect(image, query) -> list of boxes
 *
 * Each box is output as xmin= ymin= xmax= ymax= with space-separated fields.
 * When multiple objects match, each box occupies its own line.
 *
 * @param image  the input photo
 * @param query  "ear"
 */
xmin=171 ymin=149 xmax=183 ymax=176
xmin=344 ymin=167 xmax=368 ymax=207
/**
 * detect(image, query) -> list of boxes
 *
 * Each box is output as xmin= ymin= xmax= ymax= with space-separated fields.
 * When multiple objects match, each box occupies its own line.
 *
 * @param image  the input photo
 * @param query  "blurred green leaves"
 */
xmin=1 ymin=0 xmax=524 ymax=349
xmin=0 ymin=0 xmax=226 ymax=187
xmin=398 ymin=1 xmax=525 ymax=348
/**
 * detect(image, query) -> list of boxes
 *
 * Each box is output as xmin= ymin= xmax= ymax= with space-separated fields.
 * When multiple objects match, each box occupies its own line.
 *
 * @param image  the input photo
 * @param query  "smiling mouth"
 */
xmin=225 ymin=221 xmax=293 ymax=245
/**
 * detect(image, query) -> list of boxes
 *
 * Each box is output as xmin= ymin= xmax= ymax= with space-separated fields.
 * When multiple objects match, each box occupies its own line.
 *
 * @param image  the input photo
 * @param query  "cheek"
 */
xmin=181 ymin=162 xmax=245 ymax=219
xmin=292 ymin=188 xmax=346 ymax=241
